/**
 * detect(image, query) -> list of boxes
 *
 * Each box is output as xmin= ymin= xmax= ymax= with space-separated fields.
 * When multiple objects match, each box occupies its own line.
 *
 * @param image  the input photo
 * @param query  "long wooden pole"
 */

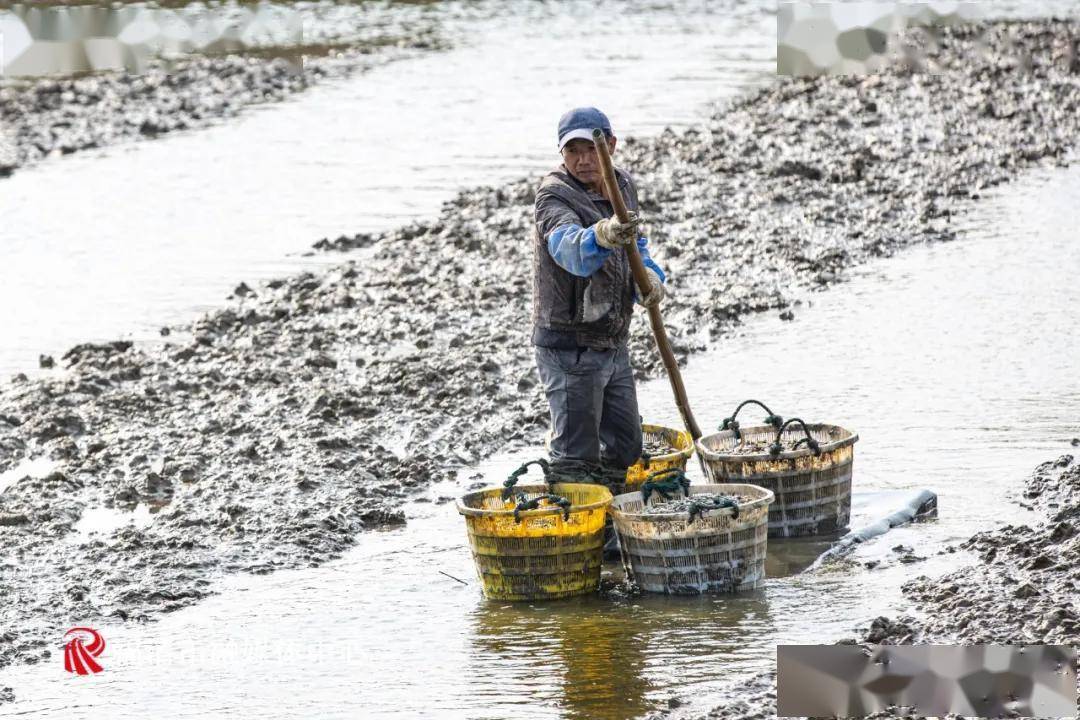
xmin=591 ymin=128 xmax=703 ymax=442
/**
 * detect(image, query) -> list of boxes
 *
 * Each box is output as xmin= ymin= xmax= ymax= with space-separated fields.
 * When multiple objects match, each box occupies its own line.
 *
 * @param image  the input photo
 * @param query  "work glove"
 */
xmin=637 ymin=267 xmax=665 ymax=308
xmin=594 ymin=211 xmax=641 ymax=250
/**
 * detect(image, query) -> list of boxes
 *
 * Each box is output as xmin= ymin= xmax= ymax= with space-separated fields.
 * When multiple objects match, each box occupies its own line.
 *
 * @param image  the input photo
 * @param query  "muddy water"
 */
xmin=0 ymin=0 xmax=774 ymax=377
xmin=3 ymin=161 xmax=1078 ymax=719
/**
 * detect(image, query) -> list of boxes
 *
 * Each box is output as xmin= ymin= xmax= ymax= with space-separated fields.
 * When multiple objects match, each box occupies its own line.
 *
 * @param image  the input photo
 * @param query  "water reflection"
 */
xmin=469 ymin=590 xmax=773 ymax=720
xmin=766 ymin=537 xmax=837 ymax=576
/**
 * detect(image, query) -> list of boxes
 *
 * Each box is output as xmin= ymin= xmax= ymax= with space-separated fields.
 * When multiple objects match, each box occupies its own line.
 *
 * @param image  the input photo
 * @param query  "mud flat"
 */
xmin=2 ymin=18 xmax=1079 ymax=696
xmin=899 ymin=454 xmax=1079 ymax=647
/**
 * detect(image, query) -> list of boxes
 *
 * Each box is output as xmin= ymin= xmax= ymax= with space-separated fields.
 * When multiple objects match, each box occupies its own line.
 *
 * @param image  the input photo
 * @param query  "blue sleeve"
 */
xmin=633 ymin=236 xmax=665 ymax=302
xmin=638 ymin=236 xmax=665 ymax=283
xmin=546 ymin=224 xmax=612 ymax=278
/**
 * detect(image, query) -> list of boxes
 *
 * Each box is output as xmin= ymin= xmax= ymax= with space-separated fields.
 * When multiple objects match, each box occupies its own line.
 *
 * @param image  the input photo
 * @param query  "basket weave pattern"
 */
xmin=610 ymin=483 xmax=773 ymax=595
xmin=697 ymin=424 xmax=857 ymax=538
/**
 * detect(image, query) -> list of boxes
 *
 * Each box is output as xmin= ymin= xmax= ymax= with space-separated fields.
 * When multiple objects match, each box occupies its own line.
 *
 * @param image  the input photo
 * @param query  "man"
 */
xmin=532 ymin=106 xmax=666 ymax=486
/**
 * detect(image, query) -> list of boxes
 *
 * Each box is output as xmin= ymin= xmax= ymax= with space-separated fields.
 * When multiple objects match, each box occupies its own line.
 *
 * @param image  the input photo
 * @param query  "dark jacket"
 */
xmin=531 ymin=165 xmax=643 ymax=349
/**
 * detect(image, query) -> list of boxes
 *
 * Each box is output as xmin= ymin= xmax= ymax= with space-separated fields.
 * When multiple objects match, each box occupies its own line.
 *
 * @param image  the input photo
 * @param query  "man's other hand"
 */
xmin=638 ymin=267 xmax=665 ymax=308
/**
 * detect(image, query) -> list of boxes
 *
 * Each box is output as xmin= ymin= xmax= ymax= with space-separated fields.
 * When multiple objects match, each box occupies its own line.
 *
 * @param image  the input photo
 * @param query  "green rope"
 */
xmin=513 ymin=493 xmax=571 ymax=523
xmin=688 ymin=496 xmax=740 ymax=522
xmin=640 ymin=468 xmax=690 ymax=505
xmin=502 ymin=459 xmax=552 ymax=500
xmin=545 ymin=462 xmax=625 ymax=489
xmin=721 ymin=399 xmax=784 ymax=441
xmin=769 ymin=418 xmax=821 ymax=456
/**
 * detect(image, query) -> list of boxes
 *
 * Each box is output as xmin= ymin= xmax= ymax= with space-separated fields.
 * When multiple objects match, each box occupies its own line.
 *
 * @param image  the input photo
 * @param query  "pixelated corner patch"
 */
xmin=777 ymin=644 xmax=1077 ymax=717
xmin=777 ymin=2 xmax=988 ymax=77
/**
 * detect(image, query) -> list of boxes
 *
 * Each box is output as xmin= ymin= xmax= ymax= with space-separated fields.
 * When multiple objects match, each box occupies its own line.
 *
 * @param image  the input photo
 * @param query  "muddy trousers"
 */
xmin=533 ymin=344 xmax=643 ymax=481
xmin=535 ymin=343 xmax=641 ymax=560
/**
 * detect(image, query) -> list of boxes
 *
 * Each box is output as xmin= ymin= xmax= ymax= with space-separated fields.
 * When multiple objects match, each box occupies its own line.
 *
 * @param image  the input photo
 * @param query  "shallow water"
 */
xmin=3 ymin=158 xmax=1077 ymax=719
xmin=0 ymin=0 xmax=774 ymax=377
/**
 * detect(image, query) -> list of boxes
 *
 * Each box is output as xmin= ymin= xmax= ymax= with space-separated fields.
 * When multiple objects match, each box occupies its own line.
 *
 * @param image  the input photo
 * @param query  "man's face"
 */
xmin=560 ymin=136 xmax=617 ymax=188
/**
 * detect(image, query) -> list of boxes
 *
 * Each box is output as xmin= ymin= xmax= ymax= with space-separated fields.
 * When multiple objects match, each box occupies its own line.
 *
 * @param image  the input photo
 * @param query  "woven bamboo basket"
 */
xmin=697 ymin=421 xmax=858 ymax=538
xmin=609 ymin=482 xmax=773 ymax=594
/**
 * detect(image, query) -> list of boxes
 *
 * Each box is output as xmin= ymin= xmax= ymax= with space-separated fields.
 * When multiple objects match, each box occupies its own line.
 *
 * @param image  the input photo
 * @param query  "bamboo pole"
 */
xmin=591 ymin=128 xmax=703 ymax=442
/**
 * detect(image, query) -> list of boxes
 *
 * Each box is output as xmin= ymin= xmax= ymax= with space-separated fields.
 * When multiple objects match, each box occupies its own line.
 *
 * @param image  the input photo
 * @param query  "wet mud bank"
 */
xmin=2 ymin=18 xmax=1080 ymax=693
xmin=900 ymin=454 xmax=1080 ymax=646
xmin=688 ymin=455 xmax=1080 ymax=720
xmin=0 ymin=20 xmax=445 ymax=178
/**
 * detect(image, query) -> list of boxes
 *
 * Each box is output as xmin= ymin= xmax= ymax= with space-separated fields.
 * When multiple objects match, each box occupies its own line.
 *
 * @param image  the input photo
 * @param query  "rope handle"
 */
xmin=688 ymin=496 xmax=740 ymax=522
xmin=720 ymin=399 xmax=784 ymax=441
xmin=640 ymin=468 xmax=690 ymax=505
xmin=501 ymin=459 xmax=552 ymax=500
xmin=513 ymin=493 xmax=571 ymax=523
xmin=769 ymin=418 xmax=821 ymax=456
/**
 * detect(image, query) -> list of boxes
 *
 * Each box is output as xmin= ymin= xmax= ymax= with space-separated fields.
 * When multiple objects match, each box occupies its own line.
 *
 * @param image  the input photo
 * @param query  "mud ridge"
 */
xmin=1 ymin=19 xmax=1079 ymax=694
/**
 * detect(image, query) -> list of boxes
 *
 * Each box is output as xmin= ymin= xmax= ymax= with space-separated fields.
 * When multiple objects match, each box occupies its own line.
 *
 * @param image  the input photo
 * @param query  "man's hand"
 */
xmin=637 ymin=267 xmax=665 ymax=308
xmin=594 ymin=211 xmax=641 ymax=249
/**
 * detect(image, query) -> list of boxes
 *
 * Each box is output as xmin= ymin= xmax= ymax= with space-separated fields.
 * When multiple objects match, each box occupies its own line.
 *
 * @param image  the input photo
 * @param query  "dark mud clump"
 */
xmin=2 ymin=18 xmax=1080 ymax=690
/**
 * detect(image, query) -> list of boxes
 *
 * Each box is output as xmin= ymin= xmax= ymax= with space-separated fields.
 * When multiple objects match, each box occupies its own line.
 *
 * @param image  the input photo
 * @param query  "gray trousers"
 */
xmin=534 ymin=344 xmax=642 ymax=479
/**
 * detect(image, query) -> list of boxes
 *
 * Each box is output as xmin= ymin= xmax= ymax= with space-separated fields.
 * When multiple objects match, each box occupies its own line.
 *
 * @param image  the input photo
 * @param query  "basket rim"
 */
xmin=695 ymin=423 xmax=858 ymax=462
xmin=544 ymin=423 xmax=695 ymax=463
xmin=639 ymin=423 xmax=695 ymax=462
xmin=609 ymin=482 xmax=775 ymax=522
xmin=455 ymin=482 xmax=613 ymax=519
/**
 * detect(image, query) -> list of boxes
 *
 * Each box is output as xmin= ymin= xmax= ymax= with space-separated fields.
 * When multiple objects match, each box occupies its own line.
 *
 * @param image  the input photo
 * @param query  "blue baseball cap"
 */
xmin=557 ymin=107 xmax=613 ymax=150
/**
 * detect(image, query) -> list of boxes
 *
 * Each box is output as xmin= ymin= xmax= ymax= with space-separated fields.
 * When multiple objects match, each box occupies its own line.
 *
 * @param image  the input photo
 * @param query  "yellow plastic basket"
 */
xmin=456 ymin=481 xmax=612 ymax=601
xmin=625 ymin=424 xmax=695 ymax=490
xmin=542 ymin=423 xmax=695 ymax=493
